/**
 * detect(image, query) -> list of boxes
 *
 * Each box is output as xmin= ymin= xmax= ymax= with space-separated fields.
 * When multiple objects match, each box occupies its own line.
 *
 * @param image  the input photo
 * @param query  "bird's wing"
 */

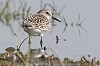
xmin=22 ymin=15 xmax=36 ymax=28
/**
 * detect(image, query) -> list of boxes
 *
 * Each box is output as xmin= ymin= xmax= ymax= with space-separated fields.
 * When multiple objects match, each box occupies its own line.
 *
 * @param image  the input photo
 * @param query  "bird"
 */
xmin=22 ymin=9 xmax=61 ymax=48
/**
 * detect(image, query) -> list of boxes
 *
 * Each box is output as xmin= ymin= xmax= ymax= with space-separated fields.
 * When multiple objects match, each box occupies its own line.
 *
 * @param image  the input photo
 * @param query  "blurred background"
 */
xmin=0 ymin=0 xmax=100 ymax=60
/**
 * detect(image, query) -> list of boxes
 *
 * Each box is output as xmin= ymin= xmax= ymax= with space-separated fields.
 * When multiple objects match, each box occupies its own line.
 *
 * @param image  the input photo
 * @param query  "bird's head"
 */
xmin=37 ymin=9 xmax=61 ymax=22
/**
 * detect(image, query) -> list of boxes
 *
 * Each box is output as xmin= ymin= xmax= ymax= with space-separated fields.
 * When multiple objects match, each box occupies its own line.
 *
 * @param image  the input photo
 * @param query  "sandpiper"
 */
xmin=22 ymin=9 xmax=61 ymax=47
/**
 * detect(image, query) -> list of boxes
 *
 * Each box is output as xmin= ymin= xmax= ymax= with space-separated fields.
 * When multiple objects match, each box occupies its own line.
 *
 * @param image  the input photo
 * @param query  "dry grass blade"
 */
xmin=12 ymin=7 xmax=21 ymax=20
xmin=4 ymin=12 xmax=12 ymax=25
xmin=9 ymin=24 xmax=15 ymax=35
xmin=77 ymin=25 xmax=81 ymax=35
xmin=19 ymin=0 xmax=31 ymax=21
xmin=80 ymin=18 xmax=87 ymax=25
xmin=63 ymin=16 xmax=68 ymax=33
xmin=58 ymin=5 xmax=66 ymax=14
xmin=0 ymin=11 xmax=3 ymax=22
xmin=43 ymin=3 xmax=56 ymax=11
xmin=79 ymin=18 xmax=87 ymax=32
xmin=77 ymin=14 xmax=80 ymax=24
xmin=52 ymin=0 xmax=56 ymax=7
xmin=26 ymin=6 xmax=31 ymax=19
xmin=40 ymin=0 xmax=43 ymax=9
xmin=79 ymin=25 xmax=87 ymax=32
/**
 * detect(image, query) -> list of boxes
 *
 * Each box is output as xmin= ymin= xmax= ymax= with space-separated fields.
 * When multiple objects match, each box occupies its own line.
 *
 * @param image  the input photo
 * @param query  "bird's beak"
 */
xmin=52 ymin=16 xmax=61 ymax=23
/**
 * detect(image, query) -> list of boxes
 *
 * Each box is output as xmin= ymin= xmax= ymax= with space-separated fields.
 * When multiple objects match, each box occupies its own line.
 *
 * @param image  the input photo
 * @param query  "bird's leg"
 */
xmin=40 ymin=35 xmax=43 ymax=48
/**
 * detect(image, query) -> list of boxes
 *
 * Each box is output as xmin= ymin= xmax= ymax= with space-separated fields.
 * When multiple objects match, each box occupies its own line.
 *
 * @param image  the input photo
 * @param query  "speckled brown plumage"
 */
xmin=23 ymin=14 xmax=51 ymax=31
xmin=22 ymin=10 xmax=52 ymax=36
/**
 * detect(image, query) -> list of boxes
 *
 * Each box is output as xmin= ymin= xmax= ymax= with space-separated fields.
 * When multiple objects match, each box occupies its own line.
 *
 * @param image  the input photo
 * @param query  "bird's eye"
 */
xmin=46 ymin=12 xmax=49 ymax=14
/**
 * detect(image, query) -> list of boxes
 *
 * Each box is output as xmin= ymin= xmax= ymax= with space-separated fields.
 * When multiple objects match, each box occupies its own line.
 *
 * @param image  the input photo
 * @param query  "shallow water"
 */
xmin=0 ymin=0 xmax=100 ymax=61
